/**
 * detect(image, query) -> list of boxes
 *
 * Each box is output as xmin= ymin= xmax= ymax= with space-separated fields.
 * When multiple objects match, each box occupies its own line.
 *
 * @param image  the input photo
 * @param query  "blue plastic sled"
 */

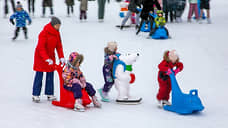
xmin=151 ymin=26 xmax=168 ymax=39
xmin=163 ymin=72 xmax=204 ymax=115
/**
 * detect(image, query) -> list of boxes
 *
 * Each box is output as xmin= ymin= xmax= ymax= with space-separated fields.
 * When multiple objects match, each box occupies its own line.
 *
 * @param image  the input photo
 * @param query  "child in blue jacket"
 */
xmin=10 ymin=2 xmax=32 ymax=40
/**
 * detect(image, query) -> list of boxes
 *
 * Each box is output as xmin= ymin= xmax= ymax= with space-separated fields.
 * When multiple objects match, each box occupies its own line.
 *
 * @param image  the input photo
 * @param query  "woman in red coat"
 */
xmin=157 ymin=50 xmax=183 ymax=107
xmin=32 ymin=17 xmax=65 ymax=102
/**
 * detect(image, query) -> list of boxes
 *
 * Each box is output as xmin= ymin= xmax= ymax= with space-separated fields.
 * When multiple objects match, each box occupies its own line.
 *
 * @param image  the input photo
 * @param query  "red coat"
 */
xmin=156 ymin=60 xmax=184 ymax=101
xmin=158 ymin=60 xmax=183 ymax=74
xmin=33 ymin=23 xmax=64 ymax=72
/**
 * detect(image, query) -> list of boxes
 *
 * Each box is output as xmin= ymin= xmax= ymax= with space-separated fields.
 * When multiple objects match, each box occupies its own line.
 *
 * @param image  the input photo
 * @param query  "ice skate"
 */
xmin=92 ymin=96 xmax=102 ymax=108
xmin=74 ymin=99 xmax=85 ymax=112
xmin=98 ymin=88 xmax=110 ymax=102
xmin=47 ymin=95 xmax=57 ymax=101
xmin=32 ymin=96 xmax=40 ymax=103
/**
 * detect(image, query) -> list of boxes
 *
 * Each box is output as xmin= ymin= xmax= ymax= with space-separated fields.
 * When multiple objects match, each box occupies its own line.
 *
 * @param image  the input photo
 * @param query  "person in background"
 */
xmin=187 ymin=0 xmax=199 ymax=22
xmin=9 ymin=1 xmax=32 ymax=40
xmin=65 ymin=0 xmax=74 ymax=17
xmin=199 ymin=0 xmax=211 ymax=24
xmin=28 ymin=0 xmax=35 ymax=16
xmin=42 ymin=0 xmax=54 ymax=17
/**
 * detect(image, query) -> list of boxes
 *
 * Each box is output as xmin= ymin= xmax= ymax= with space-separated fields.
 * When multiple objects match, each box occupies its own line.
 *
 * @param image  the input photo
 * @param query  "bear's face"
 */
xmin=119 ymin=53 xmax=139 ymax=65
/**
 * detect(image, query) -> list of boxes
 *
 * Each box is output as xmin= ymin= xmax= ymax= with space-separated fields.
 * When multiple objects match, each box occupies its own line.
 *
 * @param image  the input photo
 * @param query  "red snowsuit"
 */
xmin=33 ymin=23 xmax=64 ymax=72
xmin=157 ymin=60 xmax=183 ymax=101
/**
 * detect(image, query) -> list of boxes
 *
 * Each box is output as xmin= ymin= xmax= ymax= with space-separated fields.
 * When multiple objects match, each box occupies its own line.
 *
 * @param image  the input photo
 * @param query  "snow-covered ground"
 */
xmin=0 ymin=0 xmax=228 ymax=128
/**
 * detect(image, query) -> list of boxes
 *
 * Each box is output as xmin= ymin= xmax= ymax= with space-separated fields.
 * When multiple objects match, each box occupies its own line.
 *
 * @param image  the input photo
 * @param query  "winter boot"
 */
xmin=158 ymin=100 xmax=171 ymax=108
xmin=74 ymin=99 xmax=85 ymax=112
xmin=32 ymin=96 xmax=40 ymax=103
xmin=98 ymin=88 xmax=110 ymax=102
xmin=92 ymin=96 xmax=102 ymax=108
xmin=23 ymin=27 xmax=28 ymax=39
xmin=47 ymin=95 xmax=57 ymax=101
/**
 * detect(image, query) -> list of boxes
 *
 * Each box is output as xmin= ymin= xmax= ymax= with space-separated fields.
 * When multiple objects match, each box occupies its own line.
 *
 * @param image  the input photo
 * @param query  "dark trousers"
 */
xmin=14 ymin=27 xmax=27 ymax=39
xmin=4 ymin=0 xmax=15 ymax=15
xmin=102 ymin=65 xmax=114 ymax=92
xmin=28 ymin=0 xmax=35 ymax=13
xmin=67 ymin=5 xmax=74 ymax=15
xmin=80 ymin=10 xmax=87 ymax=20
xmin=64 ymin=82 xmax=96 ymax=99
xmin=136 ymin=15 xmax=154 ymax=35
xmin=165 ymin=10 xmax=176 ymax=22
xmin=43 ymin=7 xmax=54 ymax=16
xmin=97 ymin=0 xmax=106 ymax=19
xmin=32 ymin=72 xmax=54 ymax=96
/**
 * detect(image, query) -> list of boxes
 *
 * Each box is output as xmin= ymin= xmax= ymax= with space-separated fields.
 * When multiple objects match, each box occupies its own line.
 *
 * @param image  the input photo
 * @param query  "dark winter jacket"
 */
xmin=10 ymin=10 xmax=31 ymax=27
xmin=65 ymin=0 xmax=75 ymax=6
xmin=128 ymin=0 xmax=142 ymax=13
xmin=42 ymin=0 xmax=53 ymax=7
xmin=163 ymin=0 xmax=177 ymax=12
xmin=140 ymin=0 xmax=161 ymax=20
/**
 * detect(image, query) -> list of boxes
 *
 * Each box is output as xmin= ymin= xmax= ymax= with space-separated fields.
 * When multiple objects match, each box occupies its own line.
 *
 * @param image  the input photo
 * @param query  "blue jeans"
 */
xmin=32 ymin=71 xmax=54 ymax=96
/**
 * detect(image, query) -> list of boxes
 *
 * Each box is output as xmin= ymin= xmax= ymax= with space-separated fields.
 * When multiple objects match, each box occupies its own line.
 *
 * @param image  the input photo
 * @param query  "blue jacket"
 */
xmin=10 ymin=10 xmax=31 ymax=27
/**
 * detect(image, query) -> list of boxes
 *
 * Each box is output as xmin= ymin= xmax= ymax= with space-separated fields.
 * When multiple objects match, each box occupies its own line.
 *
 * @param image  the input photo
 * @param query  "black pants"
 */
xmin=149 ymin=26 xmax=169 ymax=36
xmin=165 ymin=10 xmax=176 ymax=22
xmin=43 ymin=7 xmax=54 ymax=16
xmin=136 ymin=15 xmax=154 ymax=35
xmin=14 ymin=27 xmax=27 ymax=39
xmin=80 ymin=10 xmax=87 ymax=20
xmin=4 ymin=0 xmax=15 ymax=15
xmin=67 ymin=5 xmax=74 ymax=15
xmin=28 ymin=0 xmax=35 ymax=13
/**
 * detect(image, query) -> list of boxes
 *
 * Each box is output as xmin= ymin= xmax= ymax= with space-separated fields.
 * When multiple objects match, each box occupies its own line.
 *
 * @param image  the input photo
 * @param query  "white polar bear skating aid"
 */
xmin=112 ymin=53 xmax=142 ymax=104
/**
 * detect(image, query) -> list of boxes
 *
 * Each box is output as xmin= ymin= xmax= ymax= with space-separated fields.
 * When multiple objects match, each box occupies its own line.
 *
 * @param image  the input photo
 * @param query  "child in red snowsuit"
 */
xmin=157 ymin=50 xmax=183 ymax=107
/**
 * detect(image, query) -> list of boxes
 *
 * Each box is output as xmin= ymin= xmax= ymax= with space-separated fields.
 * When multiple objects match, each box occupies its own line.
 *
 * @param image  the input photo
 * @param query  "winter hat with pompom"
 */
xmin=68 ymin=52 xmax=84 ymax=66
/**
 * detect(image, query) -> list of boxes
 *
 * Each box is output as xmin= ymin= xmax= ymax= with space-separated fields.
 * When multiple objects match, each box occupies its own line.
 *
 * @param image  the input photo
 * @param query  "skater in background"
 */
xmin=42 ymin=0 xmax=54 ymax=17
xmin=149 ymin=10 xmax=169 ymax=37
xmin=136 ymin=0 xmax=161 ymax=35
xmin=97 ymin=0 xmax=106 ymax=22
xmin=175 ymin=0 xmax=186 ymax=22
xmin=4 ymin=0 xmax=16 ymax=17
xmin=162 ymin=0 xmax=177 ymax=23
xmin=187 ymin=0 xmax=199 ymax=22
xmin=98 ymin=42 xmax=118 ymax=102
xmin=65 ymin=0 xmax=74 ymax=17
xmin=80 ymin=0 xmax=88 ymax=20
xmin=9 ymin=2 xmax=32 ymax=40
xmin=32 ymin=17 xmax=65 ymax=102
xmin=62 ymin=52 xmax=101 ymax=111
xmin=28 ymin=0 xmax=35 ymax=16
xmin=199 ymin=0 xmax=211 ymax=24
xmin=156 ymin=50 xmax=183 ymax=107
xmin=120 ymin=0 xmax=142 ymax=30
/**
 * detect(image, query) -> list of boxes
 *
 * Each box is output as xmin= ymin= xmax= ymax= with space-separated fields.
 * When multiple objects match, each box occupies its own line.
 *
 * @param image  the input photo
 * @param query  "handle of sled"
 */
xmin=190 ymin=89 xmax=198 ymax=96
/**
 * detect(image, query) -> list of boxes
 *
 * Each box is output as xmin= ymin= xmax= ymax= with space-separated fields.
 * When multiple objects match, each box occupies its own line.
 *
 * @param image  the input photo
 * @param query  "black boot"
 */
xmin=23 ymin=27 xmax=28 ymax=39
xmin=13 ymin=27 xmax=20 ymax=40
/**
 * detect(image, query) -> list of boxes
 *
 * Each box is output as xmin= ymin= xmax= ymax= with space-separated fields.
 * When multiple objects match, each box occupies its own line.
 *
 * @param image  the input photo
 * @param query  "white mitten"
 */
xmin=45 ymin=59 xmax=53 ymax=65
xmin=60 ymin=58 xmax=66 ymax=65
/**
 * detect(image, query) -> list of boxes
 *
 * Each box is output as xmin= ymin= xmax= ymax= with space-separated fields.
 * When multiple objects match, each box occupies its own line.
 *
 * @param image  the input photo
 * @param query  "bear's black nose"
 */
xmin=137 ymin=53 xmax=139 ymax=56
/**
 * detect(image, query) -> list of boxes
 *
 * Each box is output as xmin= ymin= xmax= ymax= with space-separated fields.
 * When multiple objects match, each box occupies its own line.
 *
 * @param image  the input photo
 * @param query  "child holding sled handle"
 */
xmin=62 ymin=52 xmax=101 ymax=111
xmin=156 ymin=50 xmax=183 ymax=107
xmin=99 ymin=42 xmax=118 ymax=102
xmin=149 ymin=10 xmax=170 ymax=37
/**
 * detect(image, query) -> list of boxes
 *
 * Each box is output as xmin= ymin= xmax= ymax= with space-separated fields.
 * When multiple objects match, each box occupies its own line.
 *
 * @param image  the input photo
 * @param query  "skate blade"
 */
xmin=73 ymin=108 xmax=85 ymax=112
